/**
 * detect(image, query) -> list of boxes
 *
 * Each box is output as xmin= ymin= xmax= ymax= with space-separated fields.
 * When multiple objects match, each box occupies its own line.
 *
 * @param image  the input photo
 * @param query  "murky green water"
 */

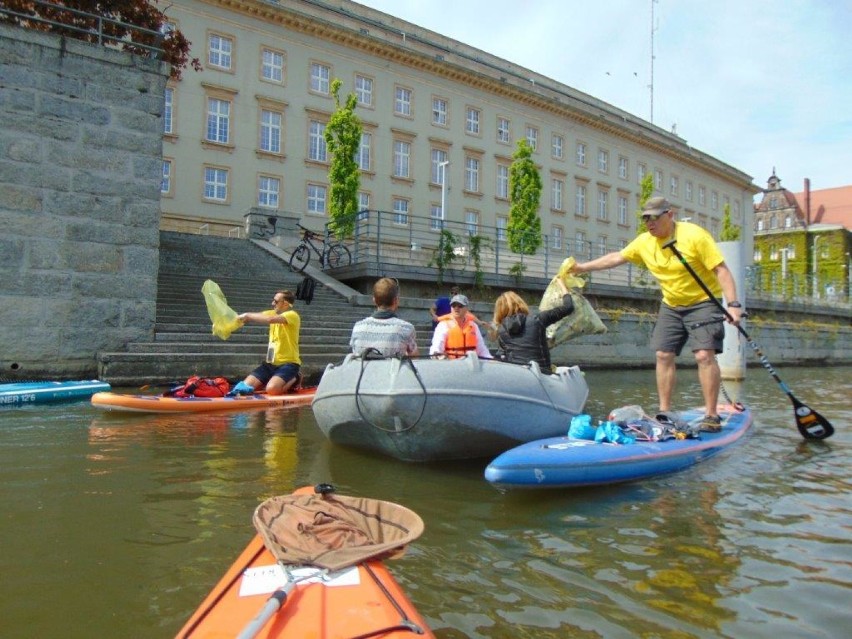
xmin=1 ymin=367 xmax=849 ymax=638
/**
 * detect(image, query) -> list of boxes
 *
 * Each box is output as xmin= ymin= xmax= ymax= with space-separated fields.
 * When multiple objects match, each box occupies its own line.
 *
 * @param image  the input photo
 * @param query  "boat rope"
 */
xmin=343 ymin=562 xmax=426 ymax=638
xmin=354 ymin=350 xmax=428 ymax=434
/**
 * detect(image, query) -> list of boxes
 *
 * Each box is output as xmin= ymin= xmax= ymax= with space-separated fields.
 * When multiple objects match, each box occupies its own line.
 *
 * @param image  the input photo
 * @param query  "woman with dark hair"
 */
xmin=492 ymin=277 xmax=574 ymax=370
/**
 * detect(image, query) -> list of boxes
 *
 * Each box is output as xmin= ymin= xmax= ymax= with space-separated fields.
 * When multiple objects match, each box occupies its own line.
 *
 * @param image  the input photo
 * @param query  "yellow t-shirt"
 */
xmin=262 ymin=309 xmax=301 ymax=366
xmin=620 ymin=222 xmax=724 ymax=307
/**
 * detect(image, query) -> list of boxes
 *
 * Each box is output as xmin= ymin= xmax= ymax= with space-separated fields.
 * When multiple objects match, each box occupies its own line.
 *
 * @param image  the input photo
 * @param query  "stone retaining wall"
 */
xmin=0 ymin=24 xmax=169 ymax=379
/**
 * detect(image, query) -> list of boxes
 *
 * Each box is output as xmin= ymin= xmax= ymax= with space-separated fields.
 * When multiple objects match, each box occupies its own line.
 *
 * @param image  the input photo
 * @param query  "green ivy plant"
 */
xmin=428 ymin=229 xmax=461 ymax=284
xmin=325 ymin=78 xmax=362 ymax=239
xmin=468 ymin=234 xmax=490 ymax=290
xmin=509 ymin=261 xmax=527 ymax=283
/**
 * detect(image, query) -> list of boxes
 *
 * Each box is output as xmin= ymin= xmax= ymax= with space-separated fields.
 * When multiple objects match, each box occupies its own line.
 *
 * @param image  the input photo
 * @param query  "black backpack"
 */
xmin=295 ymin=276 xmax=316 ymax=304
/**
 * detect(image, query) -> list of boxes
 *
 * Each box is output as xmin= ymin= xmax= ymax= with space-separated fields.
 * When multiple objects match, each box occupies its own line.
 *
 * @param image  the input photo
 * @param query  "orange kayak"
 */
xmin=175 ymin=533 xmax=434 ymax=639
xmin=91 ymin=388 xmax=315 ymax=413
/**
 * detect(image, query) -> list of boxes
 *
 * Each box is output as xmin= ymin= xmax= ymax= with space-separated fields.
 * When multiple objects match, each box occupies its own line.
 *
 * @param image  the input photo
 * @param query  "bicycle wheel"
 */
xmin=325 ymin=244 xmax=351 ymax=269
xmin=288 ymin=244 xmax=311 ymax=273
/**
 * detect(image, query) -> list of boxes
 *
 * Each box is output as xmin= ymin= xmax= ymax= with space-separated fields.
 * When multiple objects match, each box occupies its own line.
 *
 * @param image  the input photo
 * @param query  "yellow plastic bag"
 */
xmin=202 ymin=279 xmax=242 ymax=340
xmin=541 ymin=257 xmax=607 ymax=346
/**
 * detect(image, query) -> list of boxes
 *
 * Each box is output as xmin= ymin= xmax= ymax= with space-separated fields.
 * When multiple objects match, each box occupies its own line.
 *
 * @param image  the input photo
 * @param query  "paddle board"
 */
xmin=485 ymin=406 xmax=752 ymax=488
xmin=0 ymin=380 xmax=111 ymax=406
xmin=91 ymin=387 xmax=315 ymax=413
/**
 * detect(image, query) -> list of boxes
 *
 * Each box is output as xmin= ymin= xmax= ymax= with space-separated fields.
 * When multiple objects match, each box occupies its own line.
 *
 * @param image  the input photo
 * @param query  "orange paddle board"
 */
xmin=91 ymin=388 xmax=315 ymax=413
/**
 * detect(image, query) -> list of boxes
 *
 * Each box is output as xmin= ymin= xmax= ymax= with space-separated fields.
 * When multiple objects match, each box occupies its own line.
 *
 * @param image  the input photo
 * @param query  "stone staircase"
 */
xmin=96 ymin=232 xmax=433 ymax=386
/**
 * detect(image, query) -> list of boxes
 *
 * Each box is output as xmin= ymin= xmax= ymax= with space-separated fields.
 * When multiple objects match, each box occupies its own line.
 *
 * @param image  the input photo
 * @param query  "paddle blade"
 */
xmin=791 ymin=396 xmax=835 ymax=440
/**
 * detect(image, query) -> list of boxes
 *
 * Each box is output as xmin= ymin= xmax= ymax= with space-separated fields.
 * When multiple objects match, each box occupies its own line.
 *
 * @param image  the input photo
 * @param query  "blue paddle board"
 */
xmin=0 ymin=380 xmax=111 ymax=406
xmin=484 ymin=406 xmax=752 ymax=488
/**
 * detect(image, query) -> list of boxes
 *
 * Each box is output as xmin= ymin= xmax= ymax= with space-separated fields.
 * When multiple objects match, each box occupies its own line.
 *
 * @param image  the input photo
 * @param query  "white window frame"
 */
xmin=575 ymin=184 xmax=587 ymax=216
xmin=431 ymin=149 xmax=448 ymax=184
xmin=525 ymin=125 xmax=538 ymax=151
xmin=206 ymin=98 xmax=230 ymax=144
xmin=257 ymin=175 xmax=280 ymax=209
xmin=430 ymin=203 xmax=443 ymax=231
xmin=597 ymin=149 xmax=609 ymax=173
xmin=618 ymin=156 xmax=628 ymax=179
xmin=357 ymin=132 xmax=372 ymax=171
xmin=308 ymin=120 xmax=327 ymax=162
xmin=496 ymin=215 xmax=508 ymax=242
xmin=552 ymin=225 xmax=563 ymax=250
xmin=307 ymin=183 xmax=327 ymax=215
xmin=261 ymin=48 xmax=284 ymax=83
xmin=355 ymin=74 xmax=373 ymax=107
xmin=597 ymin=189 xmax=609 ymax=221
xmin=259 ymin=109 xmax=282 ymax=154
xmin=161 ymin=159 xmax=172 ymax=195
xmin=576 ymin=142 xmax=586 ymax=166
xmin=552 ymin=178 xmax=564 ymax=211
xmin=163 ymin=87 xmax=174 ymax=135
xmin=464 ymin=156 xmax=480 ymax=193
xmin=497 ymin=117 xmax=510 ymax=144
xmin=393 ymin=198 xmax=410 ymax=225
xmin=552 ymin=134 xmax=564 ymax=160
xmin=618 ymin=195 xmax=628 ymax=225
xmin=654 ymin=169 xmax=663 ymax=190
xmin=432 ymin=97 xmax=448 ymax=126
xmin=394 ymin=86 xmax=412 ymax=116
xmin=393 ymin=140 xmax=411 ymax=178
xmin=496 ymin=164 xmax=509 ymax=199
xmin=310 ymin=62 xmax=331 ymax=94
xmin=465 ymin=107 xmax=481 ymax=135
xmin=208 ymin=33 xmax=233 ymax=70
xmin=203 ymin=166 xmax=228 ymax=202
xmin=465 ymin=210 xmax=479 ymax=235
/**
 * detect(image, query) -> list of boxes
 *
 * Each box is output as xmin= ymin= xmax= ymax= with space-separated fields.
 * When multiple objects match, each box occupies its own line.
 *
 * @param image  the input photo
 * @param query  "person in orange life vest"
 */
xmin=429 ymin=294 xmax=492 ymax=359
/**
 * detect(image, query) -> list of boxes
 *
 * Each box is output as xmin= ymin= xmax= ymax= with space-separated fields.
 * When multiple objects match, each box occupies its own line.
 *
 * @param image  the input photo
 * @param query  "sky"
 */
xmin=353 ymin=0 xmax=852 ymax=199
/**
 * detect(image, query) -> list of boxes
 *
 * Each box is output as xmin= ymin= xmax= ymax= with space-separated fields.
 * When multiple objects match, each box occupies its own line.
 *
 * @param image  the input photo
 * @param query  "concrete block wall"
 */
xmin=0 ymin=24 xmax=169 ymax=379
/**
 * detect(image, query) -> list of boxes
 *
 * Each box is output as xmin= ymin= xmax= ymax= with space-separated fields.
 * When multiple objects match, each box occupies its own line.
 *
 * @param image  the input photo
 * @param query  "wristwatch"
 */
xmin=727 ymin=301 xmax=742 ymax=308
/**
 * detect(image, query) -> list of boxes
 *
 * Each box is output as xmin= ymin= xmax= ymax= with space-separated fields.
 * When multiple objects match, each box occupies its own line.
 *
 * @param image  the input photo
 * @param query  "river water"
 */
xmin=1 ymin=366 xmax=849 ymax=638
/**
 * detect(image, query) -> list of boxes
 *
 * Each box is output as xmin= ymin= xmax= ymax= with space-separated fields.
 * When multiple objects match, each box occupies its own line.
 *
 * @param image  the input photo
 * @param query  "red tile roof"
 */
xmin=793 ymin=185 xmax=852 ymax=229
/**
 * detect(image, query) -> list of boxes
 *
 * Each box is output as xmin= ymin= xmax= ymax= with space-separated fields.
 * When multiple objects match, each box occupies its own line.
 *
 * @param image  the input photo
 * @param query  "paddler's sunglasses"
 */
xmin=642 ymin=210 xmax=669 ymax=222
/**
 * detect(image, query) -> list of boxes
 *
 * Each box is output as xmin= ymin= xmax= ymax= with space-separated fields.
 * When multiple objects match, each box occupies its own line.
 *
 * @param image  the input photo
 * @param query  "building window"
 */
xmin=497 ymin=117 xmax=510 ymax=144
xmin=357 ymin=191 xmax=370 ymax=215
xmin=618 ymin=156 xmax=628 ymax=179
xmin=753 ymin=249 xmax=762 ymax=261
xmin=637 ymin=162 xmax=647 ymax=183
xmin=310 ymin=62 xmax=330 ymax=94
xmin=575 ymin=184 xmax=587 ymax=216
xmin=496 ymin=164 xmax=509 ymax=199
xmin=525 ymin=125 xmax=538 ymax=151
xmin=496 ymin=215 xmax=508 ymax=241
xmin=654 ymin=169 xmax=663 ymax=190
xmin=784 ymin=214 xmax=793 ymax=229
xmin=757 ymin=217 xmax=764 ymax=231
xmin=466 ymin=107 xmax=481 ymax=135
xmin=769 ymin=244 xmax=778 ymax=260
xmin=258 ymin=175 xmax=280 ymax=208
xmin=711 ymin=191 xmax=718 ymax=211
xmin=670 ymin=176 xmax=679 ymax=196
xmin=786 ymin=244 xmax=796 ymax=258
xmin=208 ymin=33 xmax=233 ymax=70
xmin=575 ymin=230 xmax=587 ymax=257
xmin=357 ymin=132 xmax=372 ymax=171
xmin=552 ymin=134 xmax=564 ymax=160
xmin=161 ymin=159 xmax=172 ymax=195
xmin=261 ymin=48 xmax=284 ymax=83
xmin=206 ymin=98 xmax=230 ymax=144
xmin=464 ymin=157 xmax=480 ymax=193
xmin=203 ymin=166 xmax=228 ymax=202
xmin=308 ymin=121 xmax=327 ymax=162
xmin=576 ymin=142 xmax=586 ymax=166
xmin=685 ymin=181 xmax=693 ymax=201
xmin=307 ymin=183 xmax=327 ymax=214
xmin=618 ymin=195 xmax=628 ymax=225
xmin=394 ymin=86 xmax=412 ymax=116
xmin=432 ymin=97 xmax=448 ymax=126
xmin=698 ymin=185 xmax=706 ymax=206
xmin=259 ymin=109 xmax=282 ymax=154
xmin=597 ymin=235 xmax=608 ymax=257
xmin=552 ymin=225 xmax=563 ymax=250
xmin=431 ymin=149 xmax=448 ymax=184
xmin=465 ymin=210 xmax=479 ymax=235
xmin=552 ymin=178 xmax=564 ymax=211
xmin=163 ymin=87 xmax=174 ymax=134
xmin=430 ymin=203 xmax=443 ymax=231
xmin=393 ymin=198 xmax=409 ymax=225
xmin=769 ymin=213 xmax=777 ymax=229
xmin=597 ymin=189 xmax=609 ymax=221
xmin=393 ymin=140 xmax=411 ymax=178
xmin=597 ymin=149 xmax=609 ymax=173
xmin=355 ymin=74 xmax=373 ymax=107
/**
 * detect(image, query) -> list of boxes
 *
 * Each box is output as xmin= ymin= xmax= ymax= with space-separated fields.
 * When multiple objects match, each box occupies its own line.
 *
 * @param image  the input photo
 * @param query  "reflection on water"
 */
xmin=0 ymin=367 xmax=849 ymax=638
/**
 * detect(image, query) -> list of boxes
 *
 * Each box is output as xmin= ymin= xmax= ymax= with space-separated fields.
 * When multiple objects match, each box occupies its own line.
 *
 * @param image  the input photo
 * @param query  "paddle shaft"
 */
xmin=236 ymin=582 xmax=294 ymax=639
xmin=662 ymin=239 xmax=833 ymax=440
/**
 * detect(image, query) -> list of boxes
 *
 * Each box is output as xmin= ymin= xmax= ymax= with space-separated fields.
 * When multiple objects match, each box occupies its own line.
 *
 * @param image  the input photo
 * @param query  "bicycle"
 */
xmin=288 ymin=223 xmax=352 ymax=273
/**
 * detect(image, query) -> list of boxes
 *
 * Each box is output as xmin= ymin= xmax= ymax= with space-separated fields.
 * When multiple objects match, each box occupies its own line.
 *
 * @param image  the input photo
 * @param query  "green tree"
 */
xmin=1 ymin=0 xmax=200 ymax=79
xmin=635 ymin=172 xmax=656 ymax=235
xmin=507 ymin=139 xmax=542 ymax=255
xmin=324 ymin=78 xmax=363 ymax=238
xmin=719 ymin=203 xmax=742 ymax=241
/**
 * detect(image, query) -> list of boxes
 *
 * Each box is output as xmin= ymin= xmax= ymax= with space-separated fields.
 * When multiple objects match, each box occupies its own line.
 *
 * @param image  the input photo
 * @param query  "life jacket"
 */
xmin=441 ymin=317 xmax=479 ymax=359
xmin=164 ymin=375 xmax=230 ymax=398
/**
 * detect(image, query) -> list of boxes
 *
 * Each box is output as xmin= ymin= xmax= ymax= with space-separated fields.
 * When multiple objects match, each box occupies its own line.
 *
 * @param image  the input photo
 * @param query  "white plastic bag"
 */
xmin=542 ymin=257 xmax=607 ymax=346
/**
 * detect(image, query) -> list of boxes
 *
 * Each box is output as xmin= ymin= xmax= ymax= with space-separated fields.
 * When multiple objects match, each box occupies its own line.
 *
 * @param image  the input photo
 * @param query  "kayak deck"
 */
xmin=175 ymin=534 xmax=434 ymax=638
xmin=485 ymin=406 xmax=753 ymax=488
xmin=0 ymin=380 xmax=111 ymax=406
xmin=91 ymin=387 xmax=315 ymax=413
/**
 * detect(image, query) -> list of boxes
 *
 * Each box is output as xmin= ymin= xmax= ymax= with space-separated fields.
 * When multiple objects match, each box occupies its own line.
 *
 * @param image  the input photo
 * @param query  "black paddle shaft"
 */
xmin=662 ymin=239 xmax=834 ymax=441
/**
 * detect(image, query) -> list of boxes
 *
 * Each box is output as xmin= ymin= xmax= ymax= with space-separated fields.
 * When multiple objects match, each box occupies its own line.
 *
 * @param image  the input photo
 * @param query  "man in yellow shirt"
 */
xmin=230 ymin=289 xmax=302 ymax=396
xmin=570 ymin=197 xmax=743 ymax=432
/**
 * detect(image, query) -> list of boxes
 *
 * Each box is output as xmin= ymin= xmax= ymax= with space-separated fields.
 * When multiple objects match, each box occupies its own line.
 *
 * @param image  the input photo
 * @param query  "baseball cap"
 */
xmin=642 ymin=196 xmax=672 ymax=218
xmin=450 ymin=294 xmax=469 ymax=307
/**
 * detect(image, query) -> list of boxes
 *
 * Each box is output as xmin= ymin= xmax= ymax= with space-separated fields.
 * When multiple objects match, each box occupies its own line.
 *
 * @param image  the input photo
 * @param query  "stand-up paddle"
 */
xmin=663 ymin=239 xmax=834 ymax=441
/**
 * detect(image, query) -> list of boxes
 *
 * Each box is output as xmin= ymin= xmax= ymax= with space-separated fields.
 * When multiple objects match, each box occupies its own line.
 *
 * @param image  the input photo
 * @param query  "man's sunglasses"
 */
xmin=642 ymin=210 xmax=669 ymax=222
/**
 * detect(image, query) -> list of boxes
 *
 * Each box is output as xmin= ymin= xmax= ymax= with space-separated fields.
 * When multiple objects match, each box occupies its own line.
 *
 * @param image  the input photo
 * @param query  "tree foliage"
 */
xmin=720 ymin=203 xmax=742 ymax=241
xmin=635 ymin=172 xmax=656 ymax=235
xmin=507 ymin=139 xmax=542 ymax=255
xmin=324 ymin=78 xmax=363 ymax=238
xmin=0 ymin=0 xmax=200 ymax=79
